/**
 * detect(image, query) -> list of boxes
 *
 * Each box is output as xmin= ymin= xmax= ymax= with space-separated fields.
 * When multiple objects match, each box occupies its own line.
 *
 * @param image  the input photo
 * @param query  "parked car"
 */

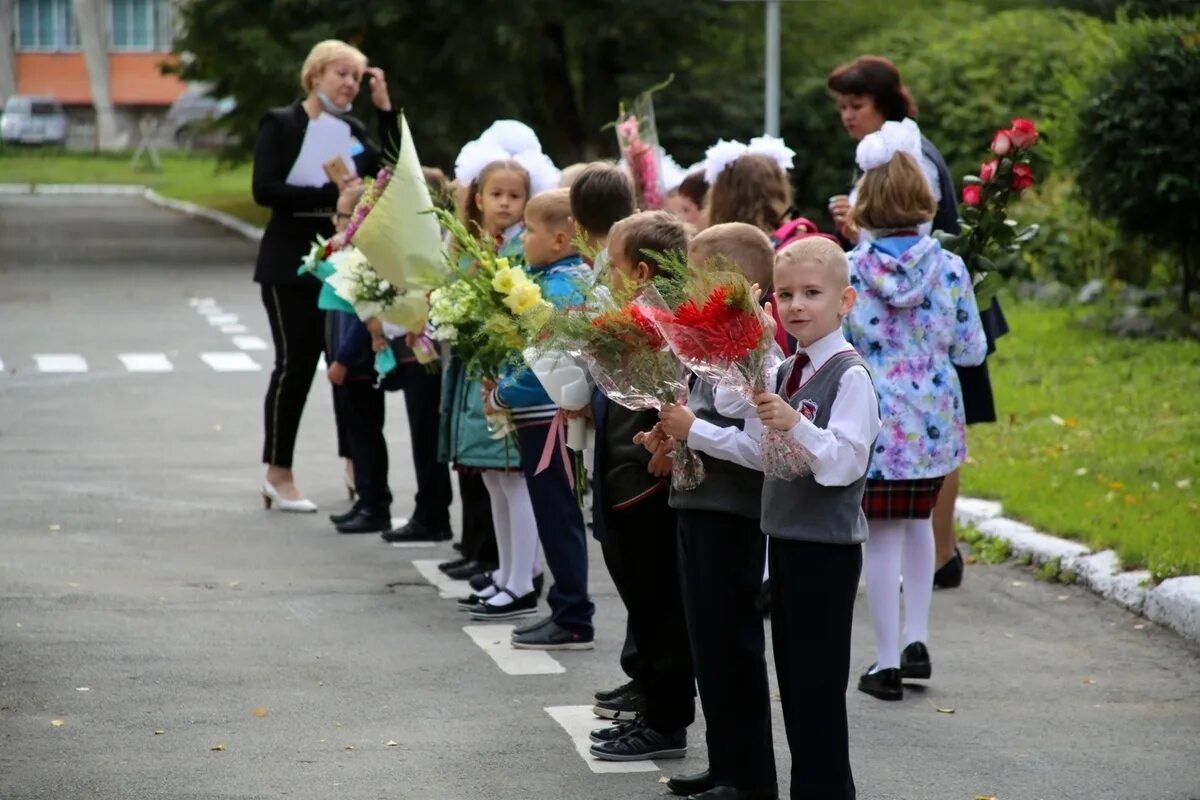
xmin=162 ymin=86 xmax=235 ymax=149
xmin=0 ymin=95 xmax=68 ymax=146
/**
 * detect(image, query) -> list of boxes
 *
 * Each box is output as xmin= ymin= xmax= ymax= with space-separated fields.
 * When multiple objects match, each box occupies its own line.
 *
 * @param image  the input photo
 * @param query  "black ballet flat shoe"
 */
xmin=858 ymin=665 xmax=903 ymax=701
xmin=900 ymin=641 xmax=932 ymax=680
xmin=933 ymin=547 xmax=964 ymax=589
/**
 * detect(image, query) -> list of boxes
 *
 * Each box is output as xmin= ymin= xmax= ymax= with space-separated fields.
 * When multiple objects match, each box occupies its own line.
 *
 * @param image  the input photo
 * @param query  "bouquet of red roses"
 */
xmin=936 ymin=116 xmax=1041 ymax=309
xmin=640 ymin=271 xmax=813 ymax=480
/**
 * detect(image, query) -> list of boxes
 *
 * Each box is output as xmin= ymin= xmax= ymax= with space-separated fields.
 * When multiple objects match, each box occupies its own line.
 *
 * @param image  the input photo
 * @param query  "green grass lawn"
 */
xmin=0 ymin=149 xmax=265 ymax=226
xmin=964 ymin=301 xmax=1200 ymax=580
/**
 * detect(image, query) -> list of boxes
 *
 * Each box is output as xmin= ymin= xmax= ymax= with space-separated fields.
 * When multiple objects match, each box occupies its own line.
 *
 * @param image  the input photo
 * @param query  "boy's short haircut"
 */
xmin=569 ymin=164 xmax=637 ymax=237
xmin=524 ymin=188 xmax=573 ymax=231
xmin=848 ymin=151 xmax=936 ymax=233
xmin=608 ymin=210 xmax=689 ymax=274
xmin=777 ymin=236 xmax=852 ymax=288
xmin=688 ymin=222 xmax=775 ymax=289
xmin=558 ymin=162 xmax=591 ymax=188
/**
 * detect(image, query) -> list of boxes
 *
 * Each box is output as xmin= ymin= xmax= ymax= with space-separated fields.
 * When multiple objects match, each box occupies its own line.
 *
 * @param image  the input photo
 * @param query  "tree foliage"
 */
xmin=1069 ymin=12 xmax=1200 ymax=311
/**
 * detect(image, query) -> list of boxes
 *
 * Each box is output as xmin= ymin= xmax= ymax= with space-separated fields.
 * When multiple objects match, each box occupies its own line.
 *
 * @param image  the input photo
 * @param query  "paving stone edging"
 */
xmin=956 ymin=498 xmax=1200 ymax=643
xmin=6 ymin=183 xmax=1197 ymax=644
xmin=0 ymin=182 xmax=264 ymax=242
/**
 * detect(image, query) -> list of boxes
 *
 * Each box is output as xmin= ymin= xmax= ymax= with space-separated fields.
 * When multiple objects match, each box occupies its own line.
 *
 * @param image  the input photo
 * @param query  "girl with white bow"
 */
xmin=843 ymin=122 xmax=989 ymax=701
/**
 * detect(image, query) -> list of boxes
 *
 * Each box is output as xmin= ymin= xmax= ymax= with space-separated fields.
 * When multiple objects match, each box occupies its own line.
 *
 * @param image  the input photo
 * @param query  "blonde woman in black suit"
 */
xmin=253 ymin=39 xmax=399 ymax=512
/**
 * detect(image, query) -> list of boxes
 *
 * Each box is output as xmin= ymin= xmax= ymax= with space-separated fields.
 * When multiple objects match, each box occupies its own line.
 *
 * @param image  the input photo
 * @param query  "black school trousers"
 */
xmin=601 ymin=492 xmax=694 ymax=732
xmin=677 ymin=509 xmax=776 ymax=793
xmin=394 ymin=362 xmax=453 ymax=531
xmin=340 ymin=379 xmax=391 ymax=514
xmin=769 ymin=538 xmax=861 ymax=800
xmin=261 ymin=282 xmax=324 ymax=468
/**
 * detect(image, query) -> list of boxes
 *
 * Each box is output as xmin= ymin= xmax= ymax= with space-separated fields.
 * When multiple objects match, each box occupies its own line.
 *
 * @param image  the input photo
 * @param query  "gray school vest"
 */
xmin=760 ymin=351 xmax=871 ymax=544
xmin=668 ymin=379 xmax=765 ymax=520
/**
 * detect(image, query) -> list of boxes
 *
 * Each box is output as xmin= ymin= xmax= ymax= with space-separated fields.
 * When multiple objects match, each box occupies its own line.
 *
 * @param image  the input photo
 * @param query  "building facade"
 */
xmin=0 ymin=0 xmax=187 ymax=148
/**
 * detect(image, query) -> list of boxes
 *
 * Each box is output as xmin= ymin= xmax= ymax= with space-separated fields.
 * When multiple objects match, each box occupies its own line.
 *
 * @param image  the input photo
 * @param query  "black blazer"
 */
xmin=251 ymin=102 xmax=400 ymax=285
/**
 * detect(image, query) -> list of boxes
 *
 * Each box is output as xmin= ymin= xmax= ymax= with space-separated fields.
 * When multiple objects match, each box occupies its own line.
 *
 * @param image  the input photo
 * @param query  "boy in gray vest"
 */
xmin=715 ymin=236 xmax=880 ymax=800
xmin=652 ymin=223 xmax=784 ymax=800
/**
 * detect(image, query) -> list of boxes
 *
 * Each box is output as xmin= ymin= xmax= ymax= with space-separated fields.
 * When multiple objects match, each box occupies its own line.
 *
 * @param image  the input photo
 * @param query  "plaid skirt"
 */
xmin=862 ymin=478 xmax=946 ymax=520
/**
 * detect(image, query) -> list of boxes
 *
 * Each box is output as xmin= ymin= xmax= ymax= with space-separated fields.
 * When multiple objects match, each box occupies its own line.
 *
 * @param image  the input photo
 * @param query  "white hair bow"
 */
xmin=454 ymin=138 xmax=511 ymax=186
xmin=659 ymin=148 xmax=687 ymax=192
xmin=703 ymin=134 xmax=797 ymax=184
xmin=855 ymin=118 xmax=923 ymax=172
xmin=513 ymin=148 xmax=561 ymax=196
xmin=480 ymin=119 xmax=542 ymax=158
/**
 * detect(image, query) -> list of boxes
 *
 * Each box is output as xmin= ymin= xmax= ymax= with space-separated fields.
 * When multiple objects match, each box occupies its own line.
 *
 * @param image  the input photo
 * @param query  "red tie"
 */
xmin=784 ymin=353 xmax=811 ymax=397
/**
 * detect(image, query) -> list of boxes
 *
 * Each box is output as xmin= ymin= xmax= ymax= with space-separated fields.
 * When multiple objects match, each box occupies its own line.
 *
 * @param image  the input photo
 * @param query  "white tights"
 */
xmin=480 ymin=471 xmax=540 ymax=600
xmin=862 ymin=517 xmax=936 ymax=670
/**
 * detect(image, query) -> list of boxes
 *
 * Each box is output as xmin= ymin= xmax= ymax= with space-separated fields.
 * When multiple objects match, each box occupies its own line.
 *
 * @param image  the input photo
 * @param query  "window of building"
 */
xmin=110 ymin=0 xmax=173 ymax=52
xmin=15 ymin=0 xmax=79 ymax=51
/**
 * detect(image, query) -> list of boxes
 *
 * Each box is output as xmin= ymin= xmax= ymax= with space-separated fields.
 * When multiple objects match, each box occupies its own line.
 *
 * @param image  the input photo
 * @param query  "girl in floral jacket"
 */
xmin=843 ymin=120 xmax=987 ymax=702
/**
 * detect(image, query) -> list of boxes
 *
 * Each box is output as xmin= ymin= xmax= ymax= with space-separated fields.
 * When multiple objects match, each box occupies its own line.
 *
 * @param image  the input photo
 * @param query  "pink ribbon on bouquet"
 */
xmin=536 ymin=408 xmax=575 ymax=488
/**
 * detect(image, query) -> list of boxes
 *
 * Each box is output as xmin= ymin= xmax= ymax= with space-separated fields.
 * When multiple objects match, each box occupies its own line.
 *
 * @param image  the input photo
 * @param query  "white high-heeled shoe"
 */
xmin=260 ymin=482 xmax=317 ymax=513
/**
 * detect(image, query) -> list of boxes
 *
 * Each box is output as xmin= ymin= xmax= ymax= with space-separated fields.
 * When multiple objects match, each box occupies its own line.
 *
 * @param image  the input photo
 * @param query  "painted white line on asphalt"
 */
xmin=544 ymin=706 xmax=661 ymax=774
xmin=411 ymin=559 xmax=471 ymax=598
xmin=197 ymin=305 xmax=223 ymax=316
xmin=464 ymin=625 xmax=565 ymax=676
xmin=318 ymin=353 xmax=327 ymax=369
xmin=232 ymin=335 xmax=268 ymax=351
xmin=0 ymin=358 xmax=5 ymax=372
xmin=200 ymin=352 xmax=261 ymax=372
xmin=118 ymin=353 xmax=173 ymax=372
xmin=221 ymin=324 xmax=248 ymax=334
xmin=207 ymin=314 xmax=239 ymax=326
xmin=34 ymin=354 xmax=87 ymax=373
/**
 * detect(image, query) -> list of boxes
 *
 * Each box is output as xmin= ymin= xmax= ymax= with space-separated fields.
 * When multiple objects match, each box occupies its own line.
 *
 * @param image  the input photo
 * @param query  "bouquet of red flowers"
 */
xmin=937 ymin=116 xmax=1041 ymax=309
xmin=641 ymin=271 xmax=812 ymax=480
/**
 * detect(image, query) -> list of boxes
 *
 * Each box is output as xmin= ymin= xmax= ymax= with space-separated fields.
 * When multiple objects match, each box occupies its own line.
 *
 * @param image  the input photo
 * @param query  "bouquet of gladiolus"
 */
xmin=936 ymin=116 xmax=1041 ymax=309
xmin=607 ymin=76 xmax=673 ymax=211
xmin=427 ymin=209 xmax=553 ymax=382
xmin=641 ymin=265 xmax=811 ymax=480
xmin=529 ymin=277 xmax=705 ymax=491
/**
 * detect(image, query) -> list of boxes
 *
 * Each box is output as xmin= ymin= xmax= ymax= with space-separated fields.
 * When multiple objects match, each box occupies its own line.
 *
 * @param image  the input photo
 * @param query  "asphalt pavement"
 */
xmin=1 ymin=195 xmax=1198 ymax=800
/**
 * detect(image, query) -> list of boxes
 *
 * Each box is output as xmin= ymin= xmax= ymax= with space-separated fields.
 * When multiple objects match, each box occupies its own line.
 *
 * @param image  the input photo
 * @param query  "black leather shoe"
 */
xmin=688 ymin=788 xmax=777 ymax=800
xmin=934 ymin=547 xmax=964 ymax=589
xmin=445 ymin=560 xmax=498 ymax=581
xmin=438 ymin=557 xmax=471 ymax=574
xmin=900 ymin=641 xmax=932 ymax=679
xmin=594 ymin=679 xmax=639 ymax=704
xmin=667 ymin=768 xmax=713 ymax=797
xmin=858 ymin=665 xmax=903 ymax=701
xmin=468 ymin=571 xmax=495 ymax=592
xmin=380 ymin=519 xmax=452 ymax=544
xmin=511 ymin=620 xmax=594 ymax=650
xmin=328 ymin=503 xmax=362 ymax=525
xmin=335 ymin=509 xmax=392 ymax=535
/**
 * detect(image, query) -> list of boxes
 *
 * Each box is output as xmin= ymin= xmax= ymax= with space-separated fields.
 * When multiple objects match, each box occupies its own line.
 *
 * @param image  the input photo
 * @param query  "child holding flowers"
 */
xmin=842 ymin=124 xmax=986 ymax=703
xmin=484 ymin=189 xmax=596 ymax=647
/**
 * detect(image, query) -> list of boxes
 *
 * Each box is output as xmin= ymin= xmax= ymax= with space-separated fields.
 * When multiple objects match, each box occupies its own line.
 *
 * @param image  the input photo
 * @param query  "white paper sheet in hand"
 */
xmin=285 ymin=113 xmax=357 ymax=187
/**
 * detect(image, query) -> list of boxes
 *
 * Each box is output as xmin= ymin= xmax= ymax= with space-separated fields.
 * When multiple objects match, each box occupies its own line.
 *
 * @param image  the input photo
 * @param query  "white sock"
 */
xmin=481 ymin=471 xmax=513 ymax=591
xmin=485 ymin=588 xmax=515 ymax=608
xmin=477 ymin=584 xmax=498 ymax=600
xmin=497 ymin=472 xmax=537 ymax=597
xmin=863 ymin=519 xmax=906 ymax=670
xmin=901 ymin=518 xmax=935 ymax=647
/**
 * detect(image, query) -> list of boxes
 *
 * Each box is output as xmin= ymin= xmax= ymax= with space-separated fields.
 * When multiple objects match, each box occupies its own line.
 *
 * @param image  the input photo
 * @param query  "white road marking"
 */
xmin=544 ymin=706 xmax=662 ymax=773
xmin=318 ymin=353 xmax=327 ymax=369
xmin=221 ymin=324 xmax=248 ymax=334
xmin=118 ymin=353 xmax=173 ymax=372
xmin=189 ymin=297 xmax=216 ymax=308
xmin=206 ymin=314 xmax=239 ymax=326
xmin=0 ymin=358 xmax=5 ymax=372
xmin=411 ymin=559 xmax=472 ymax=598
xmin=200 ymin=352 xmax=261 ymax=372
xmin=463 ymin=625 xmax=565 ymax=676
xmin=232 ymin=335 xmax=268 ymax=351
xmin=34 ymin=354 xmax=87 ymax=373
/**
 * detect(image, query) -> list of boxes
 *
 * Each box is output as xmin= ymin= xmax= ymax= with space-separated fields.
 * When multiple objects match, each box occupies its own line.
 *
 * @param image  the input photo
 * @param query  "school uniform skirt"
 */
xmin=862 ymin=478 xmax=946 ymax=520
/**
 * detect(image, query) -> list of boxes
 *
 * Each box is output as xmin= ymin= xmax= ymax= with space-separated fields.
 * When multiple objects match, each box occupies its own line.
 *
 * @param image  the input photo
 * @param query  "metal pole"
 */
xmin=764 ymin=0 xmax=781 ymax=136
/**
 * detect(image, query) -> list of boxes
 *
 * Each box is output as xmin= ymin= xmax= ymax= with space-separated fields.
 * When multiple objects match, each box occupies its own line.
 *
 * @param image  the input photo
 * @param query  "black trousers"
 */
xmin=261 ymin=282 xmax=325 ymax=468
xmin=457 ymin=472 xmax=498 ymax=564
xmin=325 ymin=313 xmax=351 ymax=461
xmin=340 ymin=380 xmax=391 ymax=513
xmin=677 ymin=509 xmax=776 ymax=793
xmin=602 ymin=493 xmax=694 ymax=732
xmin=395 ymin=362 xmax=452 ymax=531
xmin=769 ymin=538 xmax=860 ymax=800
xmin=515 ymin=423 xmax=593 ymax=634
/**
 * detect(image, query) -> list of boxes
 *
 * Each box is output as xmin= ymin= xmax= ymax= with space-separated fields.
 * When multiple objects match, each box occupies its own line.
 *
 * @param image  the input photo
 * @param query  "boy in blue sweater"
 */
xmin=487 ymin=189 xmax=595 ymax=649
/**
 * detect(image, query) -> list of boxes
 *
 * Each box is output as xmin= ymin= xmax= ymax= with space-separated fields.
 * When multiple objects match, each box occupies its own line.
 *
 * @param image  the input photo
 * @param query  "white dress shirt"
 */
xmin=696 ymin=328 xmax=881 ymax=487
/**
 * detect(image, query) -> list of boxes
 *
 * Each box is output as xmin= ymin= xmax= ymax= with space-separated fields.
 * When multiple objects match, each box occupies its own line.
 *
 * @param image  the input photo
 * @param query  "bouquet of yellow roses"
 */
xmin=427 ymin=209 xmax=552 ymax=380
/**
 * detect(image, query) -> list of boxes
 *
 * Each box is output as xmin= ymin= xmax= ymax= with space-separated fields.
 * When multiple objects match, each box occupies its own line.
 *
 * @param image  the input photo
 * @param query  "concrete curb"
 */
xmin=956 ymin=497 xmax=1200 ymax=643
xmin=0 ymin=182 xmax=264 ymax=242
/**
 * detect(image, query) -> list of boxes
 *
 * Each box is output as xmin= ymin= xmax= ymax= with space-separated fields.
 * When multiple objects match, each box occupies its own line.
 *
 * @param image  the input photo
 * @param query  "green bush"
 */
xmin=1068 ymin=13 xmax=1200 ymax=313
xmin=782 ymin=8 xmax=1113 ymax=220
